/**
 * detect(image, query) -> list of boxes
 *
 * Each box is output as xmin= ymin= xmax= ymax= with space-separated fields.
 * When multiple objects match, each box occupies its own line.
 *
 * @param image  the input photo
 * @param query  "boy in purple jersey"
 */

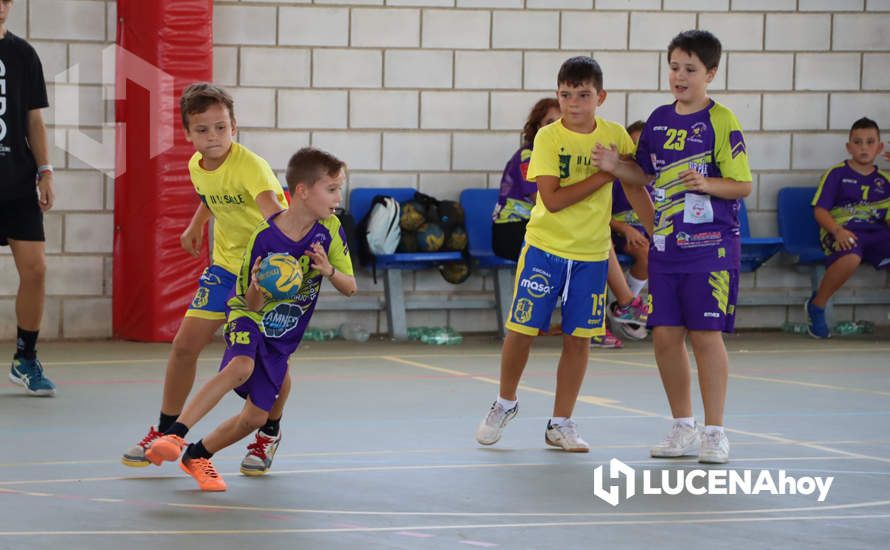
xmin=806 ymin=117 xmax=890 ymax=339
xmin=145 ymin=148 xmax=357 ymax=491
xmin=610 ymin=121 xmax=650 ymax=299
xmin=594 ymin=30 xmax=752 ymax=464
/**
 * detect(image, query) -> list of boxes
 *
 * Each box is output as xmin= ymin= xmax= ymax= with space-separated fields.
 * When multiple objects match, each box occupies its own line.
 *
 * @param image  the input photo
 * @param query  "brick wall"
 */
xmin=2 ymin=0 xmax=889 ymax=338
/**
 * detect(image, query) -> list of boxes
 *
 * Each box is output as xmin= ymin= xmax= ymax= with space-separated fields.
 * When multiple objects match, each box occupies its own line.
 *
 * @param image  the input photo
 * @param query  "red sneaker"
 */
xmin=121 ymin=426 xmax=163 ymax=467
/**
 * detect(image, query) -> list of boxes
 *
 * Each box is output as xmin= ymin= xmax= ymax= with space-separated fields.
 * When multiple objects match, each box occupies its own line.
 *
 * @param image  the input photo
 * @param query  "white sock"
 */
xmin=674 ymin=417 xmax=695 ymax=429
xmin=627 ymin=274 xmax=648 ymax=297
xmin=704 ymin=425 xmax=724 ymax=435
xmin=496 ymin=396 xmax=517 ymax=410
xmin=549 ymin=416 xmax=569 ymax=427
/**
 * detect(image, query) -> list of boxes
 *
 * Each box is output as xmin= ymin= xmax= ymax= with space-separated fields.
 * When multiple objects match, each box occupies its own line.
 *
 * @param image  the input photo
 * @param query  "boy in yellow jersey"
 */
xmin=122 ymin=83 xmax=288 ymax=475
xmin=475 ymin=56 xmax=641 ymax=452
xmin=595 ymin=31 xmax=753 ymax=464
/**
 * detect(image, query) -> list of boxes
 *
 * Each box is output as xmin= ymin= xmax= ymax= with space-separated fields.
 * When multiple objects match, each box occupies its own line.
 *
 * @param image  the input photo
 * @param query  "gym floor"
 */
xmin=1 ymin=332 xmax=888 ymax=549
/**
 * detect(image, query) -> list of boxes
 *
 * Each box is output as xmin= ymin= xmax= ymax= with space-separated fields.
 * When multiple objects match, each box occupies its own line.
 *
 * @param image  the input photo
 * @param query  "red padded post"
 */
xmin=113 ymin=0 xmax=213 ymax=341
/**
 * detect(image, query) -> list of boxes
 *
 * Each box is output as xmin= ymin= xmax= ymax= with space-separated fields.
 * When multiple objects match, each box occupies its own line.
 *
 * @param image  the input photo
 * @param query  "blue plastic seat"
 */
xmin=738 ymin=199 xmax=784 ymax=272
xmin=777 ymin=187 xmax=825 ymax=265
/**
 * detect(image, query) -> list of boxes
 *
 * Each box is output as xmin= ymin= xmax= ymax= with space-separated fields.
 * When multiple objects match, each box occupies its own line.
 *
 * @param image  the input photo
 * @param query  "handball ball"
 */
xmin=400 ymin=200 xmax=427 ymax=231
xmin=256 ymin=253 xmax=303 ymax=300
xmin=415 ymin=222 xmax=445 ymax=252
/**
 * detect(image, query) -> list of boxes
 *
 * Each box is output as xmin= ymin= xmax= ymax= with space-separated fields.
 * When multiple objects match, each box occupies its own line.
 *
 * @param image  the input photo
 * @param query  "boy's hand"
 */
xmin=180 ymin=225 xmax=203 ymax=257
xmin=250 ymin=256 xmax=263 ymax=294
xmin=623 ymin=225 xmax=649 ymax=248
xmin=307 ymin=242 xmax=333 ymax=277
xmin=679 ymin=169 xmax=712 ymax=194
xmin=592 ymin=143 xmax=620 ymax=173
xmin=833 ymin=228 xmax=857 ymax=251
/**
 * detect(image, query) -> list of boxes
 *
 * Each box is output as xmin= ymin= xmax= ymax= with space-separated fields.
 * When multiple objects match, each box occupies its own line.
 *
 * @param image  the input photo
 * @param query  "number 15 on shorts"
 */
xmin=591 ymin=291 xmax=607 ymax=327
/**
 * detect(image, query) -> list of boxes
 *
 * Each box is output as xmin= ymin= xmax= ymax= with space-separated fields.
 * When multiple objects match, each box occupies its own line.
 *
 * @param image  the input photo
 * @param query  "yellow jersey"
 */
xmin=525 ymin=117 xmax=635 ymax=261
xmin=188 ymin=142 xmax=287 ymax=274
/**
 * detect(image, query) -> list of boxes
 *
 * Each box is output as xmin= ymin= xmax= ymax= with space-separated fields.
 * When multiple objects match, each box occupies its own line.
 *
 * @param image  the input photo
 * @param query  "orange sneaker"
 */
xmin=144 ymin=434 xmax=186 ymax=466
xmin=180 ymin=456 xmax=227 ymax=492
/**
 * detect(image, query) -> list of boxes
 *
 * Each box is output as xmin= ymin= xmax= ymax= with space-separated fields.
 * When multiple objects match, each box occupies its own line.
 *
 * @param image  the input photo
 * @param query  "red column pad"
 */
xmin=113 ymin=0 xmax=213 ymax=341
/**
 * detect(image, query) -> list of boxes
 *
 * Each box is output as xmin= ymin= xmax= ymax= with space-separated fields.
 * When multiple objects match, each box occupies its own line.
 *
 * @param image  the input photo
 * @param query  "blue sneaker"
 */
xmin=805 ymin=295 xmax=830 ymax=339
xmin=9 ymin=357 xmax=57 ymax=396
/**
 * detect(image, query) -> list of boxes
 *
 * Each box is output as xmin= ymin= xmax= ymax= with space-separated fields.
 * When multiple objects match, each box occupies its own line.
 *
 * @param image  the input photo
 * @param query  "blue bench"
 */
xmin=738 ymin=199 xmax=784 ymax=272
xmin=777 ymin=186 xmax=825 ymax=292
xmin=459 ymin=189 xmax=517 ymax=336
xmin=349 ymin=188 xmax=464 ymax=340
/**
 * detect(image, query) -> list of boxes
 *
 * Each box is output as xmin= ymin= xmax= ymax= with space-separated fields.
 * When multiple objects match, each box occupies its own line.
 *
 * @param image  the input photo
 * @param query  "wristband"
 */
xmin=37 ymin=164 xmax=54 ymax=175
xmin=326 ymin=266 xmax=336 ymax=279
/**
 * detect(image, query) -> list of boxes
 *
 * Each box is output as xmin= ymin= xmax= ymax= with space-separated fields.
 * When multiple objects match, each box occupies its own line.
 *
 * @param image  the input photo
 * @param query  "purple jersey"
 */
xmin=811 ymin=161 xmax=890 ymax=237
xmin=635 ymin=100 xmax=752 ymax=274
xmin=226 ymin=212 xmax=354 ymax=357
xmin=493 ymin=146 xmax=537 ymax=223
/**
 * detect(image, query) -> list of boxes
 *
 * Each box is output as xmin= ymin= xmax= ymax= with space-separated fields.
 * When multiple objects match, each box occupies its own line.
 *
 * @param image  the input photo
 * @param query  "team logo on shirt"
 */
xmin=262 ymin=302 xmax=309 ymax=338
xmin=689 ymin=122 xmax=708 ymax=144
xmin=559 ymin=148 xmax=572 ymax=179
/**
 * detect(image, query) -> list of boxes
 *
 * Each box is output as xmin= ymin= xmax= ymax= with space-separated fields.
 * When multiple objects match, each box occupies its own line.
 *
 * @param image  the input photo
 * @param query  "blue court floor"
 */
xmin=1 ymin=331 xmax=889 ymax=549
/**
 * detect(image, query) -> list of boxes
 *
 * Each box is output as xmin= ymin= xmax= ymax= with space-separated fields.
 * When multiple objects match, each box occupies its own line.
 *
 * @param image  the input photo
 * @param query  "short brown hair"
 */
xmin=179 ymin=82 xmax=235 ymax=130
xmin=285 ymin=147 xmax=346 ymax=195
xmin=626 ymin=120 xmax=645 ymax=136
xmin=522 ymin=98 xmax=560 ymax=146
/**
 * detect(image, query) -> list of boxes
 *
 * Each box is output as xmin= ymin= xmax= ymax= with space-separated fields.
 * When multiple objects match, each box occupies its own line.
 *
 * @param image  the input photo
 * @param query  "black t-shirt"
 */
xmin=0 ymin=31 xmax=49 ymax=199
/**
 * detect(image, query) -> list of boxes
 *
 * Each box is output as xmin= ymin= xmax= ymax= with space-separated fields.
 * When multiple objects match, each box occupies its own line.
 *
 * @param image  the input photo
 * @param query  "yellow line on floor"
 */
xmin=382 ymin=355 xmax=890 ymax=465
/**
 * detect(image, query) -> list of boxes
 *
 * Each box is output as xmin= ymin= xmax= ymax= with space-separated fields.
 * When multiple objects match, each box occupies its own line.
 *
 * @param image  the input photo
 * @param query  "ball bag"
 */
xmin=415 ymin=222 xmax=445 ymax=252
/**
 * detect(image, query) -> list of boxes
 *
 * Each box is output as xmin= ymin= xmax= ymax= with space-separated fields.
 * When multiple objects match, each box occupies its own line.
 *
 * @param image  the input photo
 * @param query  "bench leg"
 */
xmin=494 ymin=267 xmax=514 ymax=337
xmin=383 ymin=269 xmax=408 ymax=340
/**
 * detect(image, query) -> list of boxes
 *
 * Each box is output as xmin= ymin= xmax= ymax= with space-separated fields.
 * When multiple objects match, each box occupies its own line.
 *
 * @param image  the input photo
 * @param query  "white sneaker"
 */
xmin=240 ymin=430 xmax=281 ymax=476
xmin=650 ymin=422 xmax=701 ymax=458
xmin=475 ymin=401 xmax=518 ymax=445
xmin=544 ymin=419 xmax=590 ymax=452
xmin=699 ymin=430 xmax=730 ymax=464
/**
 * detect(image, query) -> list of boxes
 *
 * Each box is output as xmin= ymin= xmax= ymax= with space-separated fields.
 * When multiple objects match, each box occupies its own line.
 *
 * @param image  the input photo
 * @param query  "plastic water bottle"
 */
xmin=420 ymin=327 xmax=463 ymax=345
xmin=781 ymin=322 xmax=810 ymax=335
xmin=339 ymin=322 xmax=370 ymax=342
xmin=834 ymin=321 xmax=859 ymax=336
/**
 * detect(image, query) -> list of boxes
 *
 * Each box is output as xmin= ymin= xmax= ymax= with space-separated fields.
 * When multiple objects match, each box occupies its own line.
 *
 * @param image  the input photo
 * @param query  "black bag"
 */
xmin=334 ymin=207 xmax=360 ymax=272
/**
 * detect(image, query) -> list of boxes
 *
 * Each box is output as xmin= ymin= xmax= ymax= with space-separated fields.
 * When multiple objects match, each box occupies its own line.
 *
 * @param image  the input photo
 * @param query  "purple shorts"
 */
xmin=221 ymin=316 xmax=289 ymax=412
xmin=824 ymin=227 xmax=890 ymax=270
xmin=648 ymin=270 xmax=739 ymax=333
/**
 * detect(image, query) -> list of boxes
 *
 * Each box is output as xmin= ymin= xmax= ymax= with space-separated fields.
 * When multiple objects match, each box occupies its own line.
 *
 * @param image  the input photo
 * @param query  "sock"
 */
xmin=15 ymin=327 xmax=39 ymax=360
xmin=260 ymin=417 xmax=281 ymax=437
xmin=549 ymin=416 xmax=569 ymax=428
xmin=704 ymin=425 xmax=724 ymax=435
xmin=158 ymin=413 xmax=179 ymax=434
xmin=496 ymin=396 xmax=517 ymax=410
xmin=165 ymin=422 xmax=189 ymax=438
xmin=674 ymin=417 xmax=695 ymax=429
xmin=627 ymin=274 xmax=647 ymax=297
xmin=185 ymin=440 xmax=213 ymax=460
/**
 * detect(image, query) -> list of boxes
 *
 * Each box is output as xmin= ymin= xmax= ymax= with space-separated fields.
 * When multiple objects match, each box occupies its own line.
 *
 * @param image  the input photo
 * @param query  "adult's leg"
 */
xmin=8 ymin=239 xmax=46 ymax=332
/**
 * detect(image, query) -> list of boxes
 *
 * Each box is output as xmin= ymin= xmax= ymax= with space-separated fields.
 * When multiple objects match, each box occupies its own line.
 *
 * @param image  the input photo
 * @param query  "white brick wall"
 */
xmin=9 ymin=0 xmax=890 ymax=339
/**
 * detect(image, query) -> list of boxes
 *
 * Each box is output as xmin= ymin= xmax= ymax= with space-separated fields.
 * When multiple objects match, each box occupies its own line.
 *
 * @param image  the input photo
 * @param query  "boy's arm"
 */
xmin=536 ymin=170 xmax=615 ymax=213
xmin=680 ymin=171 xmax=752 ymax=200
xmin=181 ymin=203 xmax=213 ymax=257
xmin=255 ymin=190 xmax=286 ymax=218
xmin=307 ymin=242 xmax=357 ymax=297
xmin=814 ymin=206 xmax=857 ymax=251
xmin=592 ymin=144 xmax=651 ymax=187
xmin=610 ymin=218 xmax=650 ymax=248
xmin=244 ymin=256 xmax=265 ymax=311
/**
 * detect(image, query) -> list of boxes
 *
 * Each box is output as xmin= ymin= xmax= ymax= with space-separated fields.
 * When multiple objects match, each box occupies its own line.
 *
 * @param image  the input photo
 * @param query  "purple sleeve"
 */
xmin=812 ymin=170 xmax=839 ymax=211
xmin=634 ymin=122 xmax=655 ymax=175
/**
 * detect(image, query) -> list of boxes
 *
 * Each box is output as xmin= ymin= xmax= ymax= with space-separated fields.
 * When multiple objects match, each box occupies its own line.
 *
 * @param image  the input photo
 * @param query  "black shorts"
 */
xmin=491 ymin=220 xmax=527 ymax=262
xmin=0 ymin=195 xmax=45 ymax=246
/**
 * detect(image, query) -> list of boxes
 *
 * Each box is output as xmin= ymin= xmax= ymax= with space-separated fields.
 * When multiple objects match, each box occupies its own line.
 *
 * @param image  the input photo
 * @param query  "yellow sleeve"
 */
xmin=526 ymin=127 xmax=559 ymax=181
xmin=243 ymin=156 xmax=286 ymax=201
xmin=323 ymin=217 xmax=355 ymax=276
xmin=616 ymin=125 xmax=635 ymax=157
xmin=712 ymin=106 xmax=752 ymax=183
